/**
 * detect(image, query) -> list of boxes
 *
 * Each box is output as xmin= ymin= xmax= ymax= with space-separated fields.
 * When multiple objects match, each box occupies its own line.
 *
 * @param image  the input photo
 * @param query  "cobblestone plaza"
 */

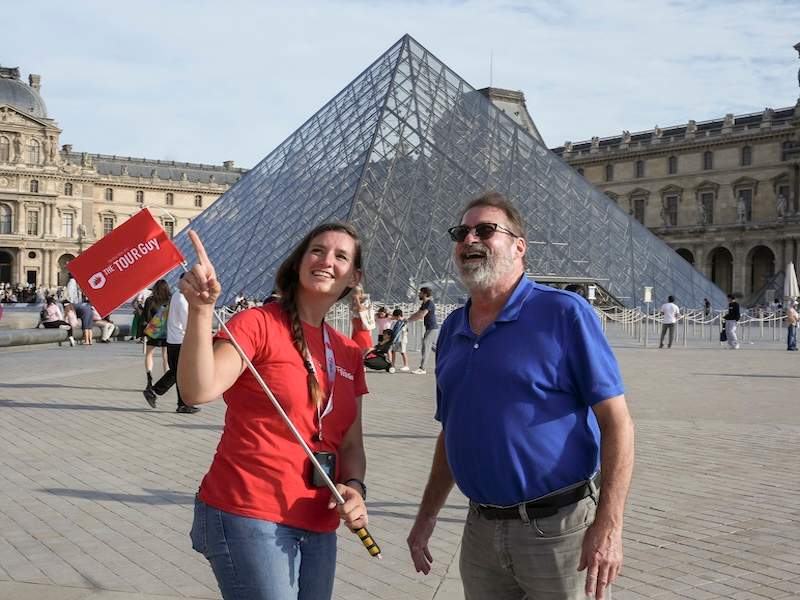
xmin=0 ymin=327 xmax=798 ymax=599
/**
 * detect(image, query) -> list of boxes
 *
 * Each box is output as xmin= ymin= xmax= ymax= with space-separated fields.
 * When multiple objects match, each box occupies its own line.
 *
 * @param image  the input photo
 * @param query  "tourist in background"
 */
xmin=786 ymin=299 xmax=798 ymax=351
xmin=40 ymin=296 xmax=76 ymax=347
xmin=407 ymin=286 xmax=438 ymax=374
xmin=724 ymin=293 xmax=741 ymax=350
xmin=349 ymin=284 xmax=374 ymax=353
xmin=142 ymin=280 xmax=171 ymax=396
xmin=659 ymin=295 xmax=680 ymax=349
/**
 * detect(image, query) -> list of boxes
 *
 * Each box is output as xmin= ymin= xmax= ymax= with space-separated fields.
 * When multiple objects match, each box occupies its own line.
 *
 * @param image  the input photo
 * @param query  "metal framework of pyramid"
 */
xmin=174 ymin=34 xmax=726 ymax=308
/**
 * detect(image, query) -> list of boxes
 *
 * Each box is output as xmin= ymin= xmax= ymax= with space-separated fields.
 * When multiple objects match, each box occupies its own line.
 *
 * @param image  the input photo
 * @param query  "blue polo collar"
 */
xmin=456 ymin=276 xmax=535 ymax=337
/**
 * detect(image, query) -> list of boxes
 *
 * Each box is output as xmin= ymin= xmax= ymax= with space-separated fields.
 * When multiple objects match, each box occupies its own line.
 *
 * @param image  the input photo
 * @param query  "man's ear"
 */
xmin=516 ymin=236 xmax=527 ymax=258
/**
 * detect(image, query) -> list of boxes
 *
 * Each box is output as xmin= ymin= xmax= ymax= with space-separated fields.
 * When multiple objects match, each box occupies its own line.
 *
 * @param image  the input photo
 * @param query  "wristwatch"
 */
xmin=344 ymin=478 xmax=367 ymax=500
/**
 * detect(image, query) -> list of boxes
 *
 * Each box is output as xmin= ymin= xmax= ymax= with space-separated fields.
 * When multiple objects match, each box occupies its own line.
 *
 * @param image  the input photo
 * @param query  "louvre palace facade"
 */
xmin=0 ymin=65 xmax=244 ymax=288
xmin=552 ymin=43 xmax=800 ymax=304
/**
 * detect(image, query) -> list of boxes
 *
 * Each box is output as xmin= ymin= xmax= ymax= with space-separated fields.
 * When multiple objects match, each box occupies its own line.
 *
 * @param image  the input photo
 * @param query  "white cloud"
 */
xmin=4 ymin=0 xmax=798 ymax=165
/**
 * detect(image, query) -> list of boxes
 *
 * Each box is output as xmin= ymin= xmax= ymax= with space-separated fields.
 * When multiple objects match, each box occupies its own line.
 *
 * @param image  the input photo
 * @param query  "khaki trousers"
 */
xmin=460 ymin=495 xmax=604 ymax=599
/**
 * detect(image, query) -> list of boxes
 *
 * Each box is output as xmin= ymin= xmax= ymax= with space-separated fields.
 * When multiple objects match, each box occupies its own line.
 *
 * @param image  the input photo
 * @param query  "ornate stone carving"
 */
xmin=12 ymin=134 xmax=21 ymax=162
xmin=736 ymin=196 xmax=747 ymax=224
xmin=776 ymin=192 xmax=787 ymax=218
xmin=622 ymin=130 xmax=631 ymax=144
xmin=41 ymin=136 xmax=50 ymax=165
xmin=121 ymin=164 xmax=129 ymax=176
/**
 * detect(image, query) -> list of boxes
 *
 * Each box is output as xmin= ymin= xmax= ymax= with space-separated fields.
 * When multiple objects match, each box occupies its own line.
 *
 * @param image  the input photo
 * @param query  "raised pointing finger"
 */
xmin=188 ymin=230 xmax=211 ymax=267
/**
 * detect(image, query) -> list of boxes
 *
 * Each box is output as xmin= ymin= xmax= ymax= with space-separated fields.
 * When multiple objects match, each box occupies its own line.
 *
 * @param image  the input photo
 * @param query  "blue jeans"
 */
xmin=788 ymin=325 xmax=797 ymax=350
xmin=190 ymin=497 xmax=337 ymax=600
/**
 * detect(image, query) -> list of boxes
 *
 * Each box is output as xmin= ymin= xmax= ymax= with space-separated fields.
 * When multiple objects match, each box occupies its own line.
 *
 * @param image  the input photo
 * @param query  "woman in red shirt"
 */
xmin=178 ymin=223 xmax=370 ymax=600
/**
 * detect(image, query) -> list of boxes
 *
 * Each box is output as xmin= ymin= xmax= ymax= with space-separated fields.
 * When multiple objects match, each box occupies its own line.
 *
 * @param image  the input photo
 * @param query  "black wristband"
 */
xmin=344 ymin=478 xmax=367 ymax=500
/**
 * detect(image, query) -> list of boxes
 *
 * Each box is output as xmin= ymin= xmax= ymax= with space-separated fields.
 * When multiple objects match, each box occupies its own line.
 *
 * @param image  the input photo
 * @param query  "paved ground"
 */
xmin=0 ymin=326 xmax=798 ymax=599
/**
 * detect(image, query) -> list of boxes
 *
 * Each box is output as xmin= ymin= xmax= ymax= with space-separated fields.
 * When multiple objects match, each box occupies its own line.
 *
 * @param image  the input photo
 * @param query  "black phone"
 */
xmin=311 ymin=451 xmax=336 ymax=488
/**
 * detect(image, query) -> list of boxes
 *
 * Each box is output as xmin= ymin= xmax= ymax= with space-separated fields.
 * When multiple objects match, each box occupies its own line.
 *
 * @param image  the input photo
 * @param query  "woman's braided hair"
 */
xmin=275 ymin=222 xmax=362 ymax=406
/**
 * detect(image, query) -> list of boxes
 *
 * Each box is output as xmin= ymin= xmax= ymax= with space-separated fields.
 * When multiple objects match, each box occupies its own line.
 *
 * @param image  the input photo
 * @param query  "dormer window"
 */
xmin=105 ymin=188 xmax=114 ymax=202
xmin=0 ymin=136 xmax=9 ymax=162
xmin=30 ymin=179 xmax=39 ymax=193
xmin=166 ymin=192 xmax=174 ymax=206
xmin=136 ymin=190 xmax=144 ymax=203
xmin=64 ymin=182 xmax=73 ymax=196
xmin=635 ymin=160 xmax=645 ymax=178
xmin=668 ymin=156 xmax=678 ymax=175
xmin=605 ymin=164 xmax=614 ymax=182
xmin=703 ymin=151 xmax=713 ymax=170
xmin=194 ymin=194 xmax=203 ymax=207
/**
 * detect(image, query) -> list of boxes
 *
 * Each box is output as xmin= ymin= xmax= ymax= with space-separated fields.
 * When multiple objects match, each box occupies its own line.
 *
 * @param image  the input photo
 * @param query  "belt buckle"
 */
xmin=524 ymin=503 xmax=558 ymax=519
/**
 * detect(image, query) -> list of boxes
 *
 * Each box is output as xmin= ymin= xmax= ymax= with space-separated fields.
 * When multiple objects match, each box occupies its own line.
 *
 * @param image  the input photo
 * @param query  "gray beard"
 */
xmin=458 ymin=250 xmax=515 ymax=291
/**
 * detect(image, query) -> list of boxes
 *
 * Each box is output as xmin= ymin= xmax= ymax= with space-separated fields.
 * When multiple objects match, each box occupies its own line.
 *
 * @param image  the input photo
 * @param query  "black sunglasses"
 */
xmin=447 ymin=222 xmax=520 ymax=243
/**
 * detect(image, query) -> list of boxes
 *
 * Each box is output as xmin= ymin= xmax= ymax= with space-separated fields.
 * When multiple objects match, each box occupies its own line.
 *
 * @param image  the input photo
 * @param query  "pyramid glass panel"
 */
xmin=175 ymin=35 xmax=726 ymax=308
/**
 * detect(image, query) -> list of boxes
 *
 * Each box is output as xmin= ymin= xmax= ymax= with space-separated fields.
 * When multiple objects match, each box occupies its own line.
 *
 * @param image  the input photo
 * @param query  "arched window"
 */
xmin=0 ymin=136 xmax=9 ymax=162
xmin=64 ymin=182 xmax=73 ymax=196
xmin=104 ymin=188 xmax=114 ymax=202
xmin=194 ymin=194 xmax=203 ymax=207
xmin=668 ymin=156 xmax=678 ymax=175
xmin=165 ymin=192 xmax=174 ymax=206
xmin=605 ymin=164 xmax=614 ymax=182
xmin=703 ymin=151 xmax=713 ymax=170
xmin=135 ymin=190 xmax=144 ymax=203
xmin=635 ymin=160 xmax=645 ymax=178
xmin=0 ymin=204 xmax=12 ymax=234
xmin=29 ymin=139 xmax=40 ymax=164
xmin=30 ymin=179 xmax=39 ymax=193
xmin=741 ymin=146 xmax=752 ymax=166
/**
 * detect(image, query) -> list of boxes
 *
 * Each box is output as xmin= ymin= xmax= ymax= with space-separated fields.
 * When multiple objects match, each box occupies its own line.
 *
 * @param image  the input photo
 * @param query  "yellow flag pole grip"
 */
xmin=352 ymin=526 xmax=382 ymax=558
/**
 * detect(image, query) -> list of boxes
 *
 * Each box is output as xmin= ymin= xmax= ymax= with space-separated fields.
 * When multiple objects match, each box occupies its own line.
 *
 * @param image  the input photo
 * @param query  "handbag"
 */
xmin=144 ymin=304 xmax=169 ymax=340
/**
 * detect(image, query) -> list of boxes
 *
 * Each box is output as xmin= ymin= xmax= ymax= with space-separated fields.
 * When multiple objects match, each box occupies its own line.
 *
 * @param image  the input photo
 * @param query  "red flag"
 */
xmin=67 ymin=209 xmax=184 ymax=316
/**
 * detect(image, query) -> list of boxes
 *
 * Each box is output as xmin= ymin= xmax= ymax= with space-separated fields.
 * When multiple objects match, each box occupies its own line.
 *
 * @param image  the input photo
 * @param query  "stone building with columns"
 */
xmin=552 ymin=96 xmax=800 ymax=305
xmin=0 ymin=65 xmax=244 ymax=289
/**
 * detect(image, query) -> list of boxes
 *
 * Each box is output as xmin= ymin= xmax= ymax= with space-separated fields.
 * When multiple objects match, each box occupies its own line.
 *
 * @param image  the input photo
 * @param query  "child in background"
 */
xmin=390 ymin=308 xmax=409 ymax=371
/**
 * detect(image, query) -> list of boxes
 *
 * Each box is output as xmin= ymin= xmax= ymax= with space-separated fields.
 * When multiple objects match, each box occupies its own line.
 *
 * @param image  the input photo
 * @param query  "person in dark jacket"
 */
xmin=723 ymin=294 xmax=741 ymax=350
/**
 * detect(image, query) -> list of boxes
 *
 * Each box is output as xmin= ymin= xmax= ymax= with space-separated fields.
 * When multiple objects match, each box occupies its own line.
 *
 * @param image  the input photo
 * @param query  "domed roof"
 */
xmin=0 ymin=69 xmax=47 ymax=118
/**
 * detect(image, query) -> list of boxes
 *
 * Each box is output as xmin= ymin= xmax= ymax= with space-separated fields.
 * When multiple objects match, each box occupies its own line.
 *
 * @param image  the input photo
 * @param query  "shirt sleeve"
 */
xmin=352 ymin=346 xmax=369 ymax=397
xmin=566 ymin=301 xmax=625 ymax=406
xmin=214 ymin=308 xmax=266 ymax=364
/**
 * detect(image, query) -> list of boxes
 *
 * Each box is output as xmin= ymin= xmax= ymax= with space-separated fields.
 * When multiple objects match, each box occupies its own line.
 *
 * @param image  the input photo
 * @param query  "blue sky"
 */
xmin=5 ymin=0 xmax=799 ymax=167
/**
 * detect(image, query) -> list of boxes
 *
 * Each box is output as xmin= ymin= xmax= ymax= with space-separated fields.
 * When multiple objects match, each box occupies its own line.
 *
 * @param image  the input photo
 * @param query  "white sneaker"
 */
xmin=400 ymin=366 xmax=410 ymax=372
xmin=68 ymin=337 xmax=75 ymax=347
xmin=413 ymin=368 xmax=426 ymax=375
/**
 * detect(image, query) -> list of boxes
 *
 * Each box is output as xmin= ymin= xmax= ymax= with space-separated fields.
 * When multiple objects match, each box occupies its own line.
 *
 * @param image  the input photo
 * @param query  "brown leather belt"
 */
xmin=473 ymin=475 xmax=599 ymax=520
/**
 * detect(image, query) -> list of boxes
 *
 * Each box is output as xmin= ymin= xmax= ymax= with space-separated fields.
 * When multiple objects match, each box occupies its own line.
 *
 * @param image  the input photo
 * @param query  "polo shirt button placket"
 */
xmin=473 ymin=343 xmax=479 ymax=349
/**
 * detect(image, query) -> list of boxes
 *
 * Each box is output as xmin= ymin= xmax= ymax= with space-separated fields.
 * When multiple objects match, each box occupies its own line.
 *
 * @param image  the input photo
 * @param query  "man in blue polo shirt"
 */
xmin=407 ymin=192 xmax=634 ymax=600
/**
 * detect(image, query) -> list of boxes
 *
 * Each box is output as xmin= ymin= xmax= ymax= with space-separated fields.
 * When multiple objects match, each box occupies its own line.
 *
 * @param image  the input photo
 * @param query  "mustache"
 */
xmin=459 ymin=243 xmax=489 ymax=261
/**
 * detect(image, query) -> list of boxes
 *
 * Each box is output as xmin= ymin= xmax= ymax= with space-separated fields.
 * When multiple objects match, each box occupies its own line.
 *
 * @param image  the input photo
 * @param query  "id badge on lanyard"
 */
xmin=305 ymin=323 xmax=336 ymax=442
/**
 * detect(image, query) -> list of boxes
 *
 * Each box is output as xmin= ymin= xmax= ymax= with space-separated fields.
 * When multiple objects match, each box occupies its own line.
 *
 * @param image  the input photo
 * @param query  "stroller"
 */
xmin=364 ymin=327 xmax=400 ymax=373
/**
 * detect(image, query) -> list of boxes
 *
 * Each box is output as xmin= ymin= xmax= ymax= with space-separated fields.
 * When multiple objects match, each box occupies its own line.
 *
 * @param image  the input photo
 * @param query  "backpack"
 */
xmin=144 ymin=304 xmax=169 ymax=340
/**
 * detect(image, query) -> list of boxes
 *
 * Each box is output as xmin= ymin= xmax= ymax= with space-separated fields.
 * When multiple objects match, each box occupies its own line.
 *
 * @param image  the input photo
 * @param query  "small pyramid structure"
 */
xmin=175 ymin=34 xmax=726 ymax=308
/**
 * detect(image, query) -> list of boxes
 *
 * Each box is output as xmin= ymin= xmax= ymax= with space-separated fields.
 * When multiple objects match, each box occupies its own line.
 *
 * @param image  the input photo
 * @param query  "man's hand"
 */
xmin=328 ymin=484 xmax=368 ymax=530
xmin=407 ymin=515 xmax=436 ymax=574
xmin=578 ymin=519 xmax=623 ymax=599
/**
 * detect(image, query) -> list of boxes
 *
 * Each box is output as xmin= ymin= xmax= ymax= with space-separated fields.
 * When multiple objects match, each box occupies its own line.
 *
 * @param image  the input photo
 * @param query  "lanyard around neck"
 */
xmin=304 ymin=323 xmax=336 ymax=441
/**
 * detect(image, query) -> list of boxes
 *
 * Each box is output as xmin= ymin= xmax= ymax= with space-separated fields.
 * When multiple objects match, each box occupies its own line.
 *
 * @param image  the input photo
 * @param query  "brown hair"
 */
xmin=459 ymin=191 xmax=526 ymax=239
xmin=275 ymin=222 xmax=362 ymax=406
xmin=151 ymin=279 xmax=171 ymax=306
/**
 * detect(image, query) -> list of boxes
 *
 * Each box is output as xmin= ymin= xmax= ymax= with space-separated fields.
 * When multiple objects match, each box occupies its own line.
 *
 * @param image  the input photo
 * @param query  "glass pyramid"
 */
xmin=174 ymin=34 xmax=726 ymax=308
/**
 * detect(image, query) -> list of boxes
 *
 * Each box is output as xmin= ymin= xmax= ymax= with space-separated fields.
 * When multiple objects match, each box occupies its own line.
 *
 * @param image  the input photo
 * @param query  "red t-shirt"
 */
xmin=198 ymin=303 xmax=368 ymax=532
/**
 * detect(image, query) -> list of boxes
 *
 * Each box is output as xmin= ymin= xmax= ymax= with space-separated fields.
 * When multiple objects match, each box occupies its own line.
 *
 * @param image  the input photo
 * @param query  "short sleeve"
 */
xmin=352 ymin=346 xmax=369 ymax=397
xmin=214 ymin=308 xmax=267 ymax=364
xmin=566 ymin=302 xmax=625 ymax=406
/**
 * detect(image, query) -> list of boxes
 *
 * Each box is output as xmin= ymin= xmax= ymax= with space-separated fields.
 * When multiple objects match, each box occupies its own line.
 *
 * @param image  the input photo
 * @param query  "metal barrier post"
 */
xmin=683 ymin=314 xmax=687 ymax=346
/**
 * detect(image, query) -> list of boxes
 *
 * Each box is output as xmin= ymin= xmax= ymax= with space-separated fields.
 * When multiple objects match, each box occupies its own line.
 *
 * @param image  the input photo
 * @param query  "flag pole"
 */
xmin=180 ymin=265 xmax=381 ymax=559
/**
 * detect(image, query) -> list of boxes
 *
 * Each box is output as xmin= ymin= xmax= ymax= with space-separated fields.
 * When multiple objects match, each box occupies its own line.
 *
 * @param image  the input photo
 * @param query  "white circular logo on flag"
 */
xmin=89 ymin=272 xmax=107 ymax=289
